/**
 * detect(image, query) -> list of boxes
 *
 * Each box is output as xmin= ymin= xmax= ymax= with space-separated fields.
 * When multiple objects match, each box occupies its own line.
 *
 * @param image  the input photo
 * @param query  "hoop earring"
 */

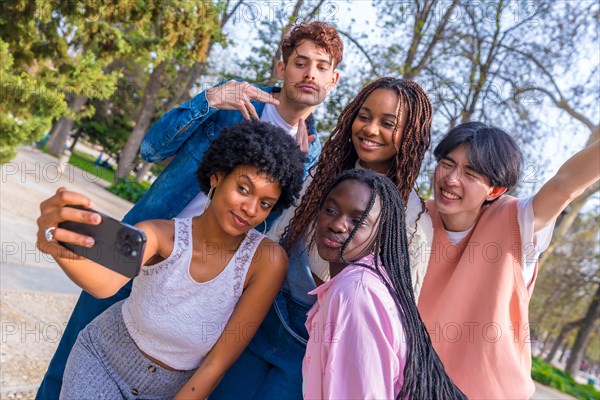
xmin=203 ymin=187 xmax=214 ymax=213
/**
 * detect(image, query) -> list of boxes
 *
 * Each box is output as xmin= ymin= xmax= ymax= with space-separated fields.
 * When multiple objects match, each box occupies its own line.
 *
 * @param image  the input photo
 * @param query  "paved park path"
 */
xmin=0 ymin=146 xmax=575 ymax=399
xmin=1 ymin=146 xmax=132 ymax=399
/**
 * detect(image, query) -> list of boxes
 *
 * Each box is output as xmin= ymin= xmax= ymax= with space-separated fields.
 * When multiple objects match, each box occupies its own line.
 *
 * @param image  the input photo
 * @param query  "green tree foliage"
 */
xmin=0 ymin=38 xmax=66 ymax=162
xmin=77 ymin=104 xmax=133 ymax=161
xmin=114 ymin=0 xmax=221 ymax=180
xmin=1 ymin=0 xmax=220 ymax=166
xmin=76 ymin=59 xmax=143 ymax=161
xmin=0 ymin=0 xmax=121 ymax=162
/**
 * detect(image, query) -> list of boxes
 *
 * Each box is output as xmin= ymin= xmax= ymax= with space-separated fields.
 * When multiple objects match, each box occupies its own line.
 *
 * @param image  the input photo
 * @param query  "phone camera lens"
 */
xmin=121 ymin=244 xmax=133 ymax=256
xmin=118 ymin=228 xmax=129 ymax=242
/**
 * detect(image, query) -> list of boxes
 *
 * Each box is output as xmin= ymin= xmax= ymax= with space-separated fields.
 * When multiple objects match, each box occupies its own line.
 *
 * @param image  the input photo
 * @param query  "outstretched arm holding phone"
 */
xmin=36 ymin=188 xmax=163 ymax=298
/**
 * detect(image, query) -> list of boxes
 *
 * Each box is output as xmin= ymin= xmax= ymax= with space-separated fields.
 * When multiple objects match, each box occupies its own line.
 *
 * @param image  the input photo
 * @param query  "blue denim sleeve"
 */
xmin=304 ymin=134 xmax=322 ymax=178
xmin=140 ymin=90 xmax=218 ymax=162
xmin=140 ymin=78 xmax=243 ymax=162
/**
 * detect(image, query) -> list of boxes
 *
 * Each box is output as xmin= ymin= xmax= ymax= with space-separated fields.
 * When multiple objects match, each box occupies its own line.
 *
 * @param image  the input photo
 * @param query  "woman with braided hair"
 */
xmin=303 ymin=169 xmax=465 ymax=399
xmin=211 ymin=77 xmax=436 ymax=399
xmin=276 ymin=76 xmax=434 ymax=295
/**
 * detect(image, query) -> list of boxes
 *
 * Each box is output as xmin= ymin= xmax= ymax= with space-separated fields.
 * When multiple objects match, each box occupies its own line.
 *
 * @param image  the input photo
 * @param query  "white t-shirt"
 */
xmin=444 ymin=195 xmax=555 ymax=287
xmin=260 ymin=103 xmax=298 ymax=137
xmin=177 ymin=104 xmax=297 ymax=218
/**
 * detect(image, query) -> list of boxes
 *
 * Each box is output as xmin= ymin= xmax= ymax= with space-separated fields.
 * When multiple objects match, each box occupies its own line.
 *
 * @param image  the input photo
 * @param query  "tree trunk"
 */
xmin=559 ymin=342 xmax=570 ymax=363
xmin=135 ymin=161 xmax=153 ymax=183
xmin=117 ymin=61 xmax=167 ymax=180
xmin=173 ymin=62 xmax=207 ymax=106
xmin=46 ymin=117 xmax=68 ymax=154
xmin=267 ymin=0 xmax=305 ymax=85
xmin=545 ymin=314 xmax=591 ymax=363
xmin=47 ymin=96 xmax=87 ymax=156
xmin=69 ymin=129 xmax=82 ymax=152
xmin=544 ymin=320 xmax=580 ymax=363
xmin=158 ymin=62 xmax=204 ymax=114
xmin=545 ymin=337 xmax=562 ymax=364
xmin=565 ymin=285 xmax=600 ymax=375
xmin=540 ymin=330 xmax=553 ymax=356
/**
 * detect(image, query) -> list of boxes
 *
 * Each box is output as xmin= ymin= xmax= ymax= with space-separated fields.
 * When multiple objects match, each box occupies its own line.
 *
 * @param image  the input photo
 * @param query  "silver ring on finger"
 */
xmin=44 ymin=226 xmax=56 ymax=242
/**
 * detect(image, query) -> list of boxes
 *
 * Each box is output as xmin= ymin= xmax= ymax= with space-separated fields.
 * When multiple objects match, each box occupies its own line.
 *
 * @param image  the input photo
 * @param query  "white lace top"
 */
xmin=121 ymin=218 xmax=264 ymax=370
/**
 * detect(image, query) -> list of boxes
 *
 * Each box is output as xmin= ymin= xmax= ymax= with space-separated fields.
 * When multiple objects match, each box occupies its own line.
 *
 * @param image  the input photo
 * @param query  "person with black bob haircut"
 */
xmin=433 ymin=121 xmax=523 ymax=202
xmin=419 ymin=121 xmax=599 ymax=398
xmin=35 ymin=120 xmax=305 ymax=400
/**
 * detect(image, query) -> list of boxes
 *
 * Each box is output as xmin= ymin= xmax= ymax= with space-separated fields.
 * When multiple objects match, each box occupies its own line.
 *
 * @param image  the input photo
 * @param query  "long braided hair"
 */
xmin=284 ymin=77 xmax=432 ymax=252
xmin=320 ymin=169 xmax=466 ymax=400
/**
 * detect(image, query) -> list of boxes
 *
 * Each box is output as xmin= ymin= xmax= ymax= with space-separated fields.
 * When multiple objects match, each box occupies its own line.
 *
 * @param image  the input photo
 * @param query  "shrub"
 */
xmin=532 ymin=357 xmax=599 ymax=400
xmin=107 ymin=179 xmax=150 ymax=203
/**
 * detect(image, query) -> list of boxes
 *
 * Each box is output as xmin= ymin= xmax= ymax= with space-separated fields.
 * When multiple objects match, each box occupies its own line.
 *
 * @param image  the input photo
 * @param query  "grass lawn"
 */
xmin=68 ymin=150 xmax=116 ymax=183
xmin=532 ymin=357 xmax=599 ymax=399
xmin=68 ymin=149 xmax=151 ymax=202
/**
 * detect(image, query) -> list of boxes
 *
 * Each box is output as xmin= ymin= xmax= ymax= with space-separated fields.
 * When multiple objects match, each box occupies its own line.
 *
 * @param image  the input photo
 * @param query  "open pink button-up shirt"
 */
xmin=302 ymin=255 xmax=407 ymax=399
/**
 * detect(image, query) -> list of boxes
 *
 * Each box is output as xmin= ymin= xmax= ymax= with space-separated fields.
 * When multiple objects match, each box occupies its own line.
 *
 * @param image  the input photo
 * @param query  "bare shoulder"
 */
xmin=252 ymin=237 xmax=288 ymax=271
xmin=243 ymin=236 xmax=288 ymax=291
xmin=135 ymin=219 xmax=174 ymax=238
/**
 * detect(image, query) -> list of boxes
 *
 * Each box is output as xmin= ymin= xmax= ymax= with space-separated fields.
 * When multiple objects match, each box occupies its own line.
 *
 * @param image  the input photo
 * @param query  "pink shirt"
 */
xmin=302 ymin=255 xmax=407 ymax=399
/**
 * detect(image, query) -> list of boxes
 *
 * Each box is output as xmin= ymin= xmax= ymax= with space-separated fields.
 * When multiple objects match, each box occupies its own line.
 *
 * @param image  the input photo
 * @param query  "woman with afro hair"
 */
xmin=35 ymin=120 xmax=305 ymax=400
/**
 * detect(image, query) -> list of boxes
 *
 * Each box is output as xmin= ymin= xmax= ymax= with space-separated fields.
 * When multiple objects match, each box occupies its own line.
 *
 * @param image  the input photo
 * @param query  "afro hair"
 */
xmin=196 ymin=120 xmax=305 ymax=212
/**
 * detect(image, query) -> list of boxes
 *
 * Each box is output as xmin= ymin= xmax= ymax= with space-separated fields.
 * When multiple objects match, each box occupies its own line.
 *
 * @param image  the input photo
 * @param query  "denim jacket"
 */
xmin=122 ymin=80 xmax=322 ymax=226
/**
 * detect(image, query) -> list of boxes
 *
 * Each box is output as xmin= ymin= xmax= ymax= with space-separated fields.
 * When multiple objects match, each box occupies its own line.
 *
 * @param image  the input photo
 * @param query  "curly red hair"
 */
xmin=281 ymin=21 xmax=343 ymax=68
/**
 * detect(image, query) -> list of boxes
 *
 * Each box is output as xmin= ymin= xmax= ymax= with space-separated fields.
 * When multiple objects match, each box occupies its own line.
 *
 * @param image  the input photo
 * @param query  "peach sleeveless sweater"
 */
xmin=419 ymin=196 xmax=537 ymax=399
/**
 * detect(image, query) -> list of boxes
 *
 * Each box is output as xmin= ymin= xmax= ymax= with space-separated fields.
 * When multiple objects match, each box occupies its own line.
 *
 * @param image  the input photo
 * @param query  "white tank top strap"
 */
xmin=136 ymin=218 xmax=192 ymax=277
xmin=173 ymin=217 xmax=193 ymax=252
xmin=231 ymin=229 xmax=265 ymax=294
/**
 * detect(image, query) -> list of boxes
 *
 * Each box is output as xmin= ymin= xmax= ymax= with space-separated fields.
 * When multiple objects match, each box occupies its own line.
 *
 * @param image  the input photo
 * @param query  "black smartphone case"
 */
xmin=58 ymin=205 xmax=146 ymax=279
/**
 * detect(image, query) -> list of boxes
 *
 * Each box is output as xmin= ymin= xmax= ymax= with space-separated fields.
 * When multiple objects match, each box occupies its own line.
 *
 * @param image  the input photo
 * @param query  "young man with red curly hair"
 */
xmin=35 ymin=21 xmax=343 ymax=400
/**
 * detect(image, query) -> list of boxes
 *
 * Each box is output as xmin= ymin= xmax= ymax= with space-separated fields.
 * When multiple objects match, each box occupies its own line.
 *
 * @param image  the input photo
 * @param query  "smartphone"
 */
xmin=58 ymin=205 xmax=146 ymax=279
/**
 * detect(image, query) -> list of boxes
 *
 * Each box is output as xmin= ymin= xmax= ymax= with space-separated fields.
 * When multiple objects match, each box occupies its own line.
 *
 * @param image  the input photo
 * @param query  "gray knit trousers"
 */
xmin=60 ymin=300 xmax=196 ymax=399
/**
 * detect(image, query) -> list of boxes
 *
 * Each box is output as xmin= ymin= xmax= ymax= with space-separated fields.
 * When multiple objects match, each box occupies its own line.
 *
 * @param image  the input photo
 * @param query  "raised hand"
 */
xmin=206 ymin=80 xmax=280 ymax=120
xmin=296 ymin=118 xmax=317 ymax=157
